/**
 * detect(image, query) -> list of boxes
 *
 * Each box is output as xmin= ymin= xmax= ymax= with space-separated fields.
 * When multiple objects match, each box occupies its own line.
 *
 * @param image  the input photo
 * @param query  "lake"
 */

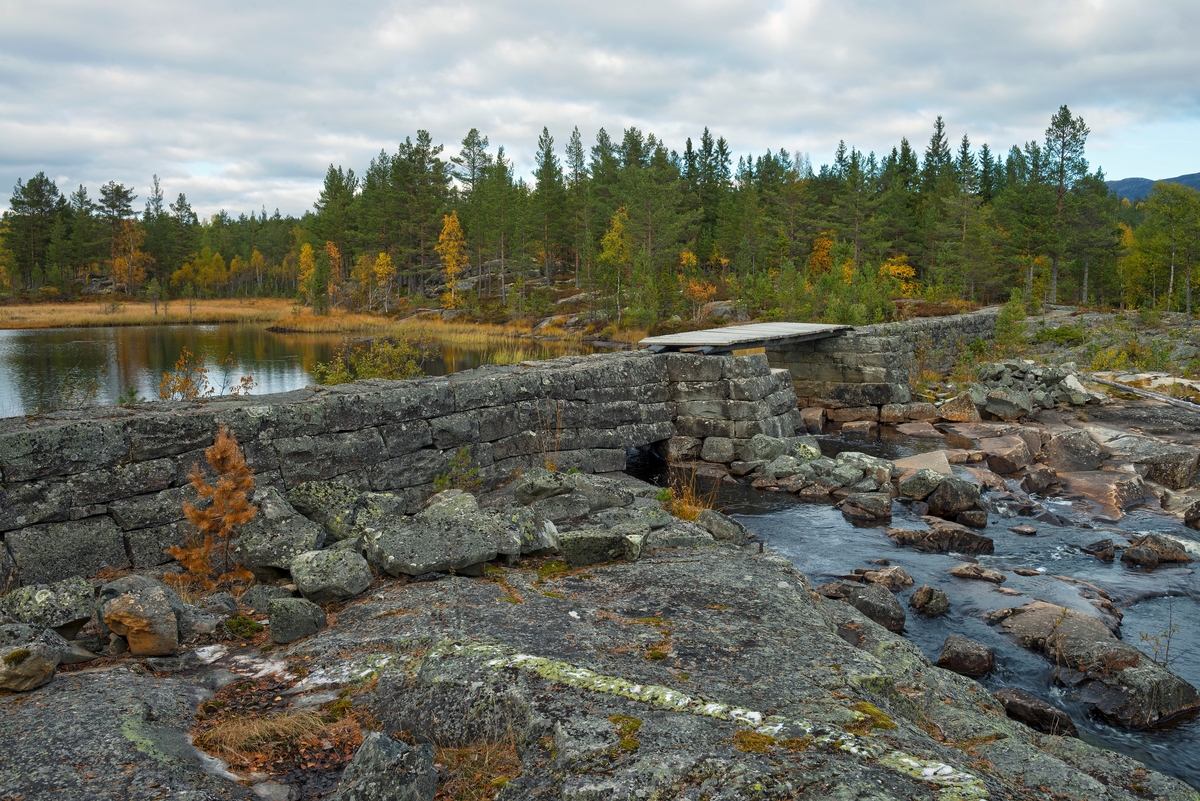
xmin=0 ymin=324 xmax=594 ymax=418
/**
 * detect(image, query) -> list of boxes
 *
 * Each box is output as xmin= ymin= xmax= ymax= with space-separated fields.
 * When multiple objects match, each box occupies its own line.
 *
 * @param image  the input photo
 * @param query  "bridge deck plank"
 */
xmin=639 ymin=322 xmax=851 ymax=353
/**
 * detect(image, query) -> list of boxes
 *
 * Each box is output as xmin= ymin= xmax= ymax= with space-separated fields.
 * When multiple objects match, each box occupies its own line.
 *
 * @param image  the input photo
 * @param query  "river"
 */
xmin=630 ymin=432 xmax=1200 ymax=790
xmin=0 ymin=324 xmax=592 ymax=419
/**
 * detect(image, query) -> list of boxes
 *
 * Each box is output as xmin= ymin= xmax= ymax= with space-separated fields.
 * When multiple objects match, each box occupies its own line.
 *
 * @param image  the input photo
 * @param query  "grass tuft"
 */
xmin=434 ymin=737 xmax=522 ymax=801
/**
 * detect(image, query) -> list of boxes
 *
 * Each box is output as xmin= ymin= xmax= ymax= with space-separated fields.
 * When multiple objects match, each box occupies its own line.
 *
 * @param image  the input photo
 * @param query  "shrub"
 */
xmin=312 ymin=338 xmax=424 ymax=385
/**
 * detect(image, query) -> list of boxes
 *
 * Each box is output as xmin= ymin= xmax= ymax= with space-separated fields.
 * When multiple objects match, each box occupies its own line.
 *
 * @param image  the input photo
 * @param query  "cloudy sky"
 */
xmin=2 ymin=0 xmax=1198 ymax=217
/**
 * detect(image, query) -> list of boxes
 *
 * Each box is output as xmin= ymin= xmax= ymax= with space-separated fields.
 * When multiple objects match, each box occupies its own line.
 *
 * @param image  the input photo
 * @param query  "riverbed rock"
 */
xmin=939 ymin=392 xmax=982 ymax=422
xmin=236 ymin=486 xmax=327 ymax=581
xmin=936 ymin=635 xmax=994 ymax=676
xmin=909 ymin=584 xmax=949 ymax=616
xmin=949 ymin=563 xmax=1006 ymax=583
xmin=1130 ymin=532 xmax=1194 ymax=563
xmin=1043 ymin=430 xmax=1104 ymax=472
xmin=287 ymin=480 xmax=363 ymax=541
xmin=847 ymin=582 xmax=905 ymax=632
xmin=1012 ymin=524 xmax=1038 ymax=536
xmin=331 ymin=731 xmax=437 ymax=801
xmin=1018 ymin=464 xmax=1058 ymax=495
xmin=926 ymin=477 xmax=980 ymax=517
xmin=100 ymin=578 xmax=180 ymax=656
xmin=1058 ymin=471 xmax=1150 ymax=519
xmin=1185 ymin=499 xmax=1200 ymax=530
xmin=1120 ymin=545 xmax=1160 ymax=569
xmin=1104 ymin=435 xmax=1199 ymax=489
xmin=0 ymin=640 xmax=60 ymax=691
xmin=979 ymin=435 xmax=1032 ymax=475
xmin=361 ymin=491 xmax=502 ymax=576
xmin=897 ymin=469 xmax=944 ymax=500
xmin=862 ymin=565 xmax=912 ymax=590
xmin=291 ymin=549 xmax=374 ymax=603
xmin=0 ymin=576 xmax=94 ymax=638
xmin=887 ymin=525 xmax=994 ymax=555
xmin=993 ymin=688 xmax=1078 ymax=737
xmin=741 ymin=433 xmax=787 ymax=462
xmin=268 ymin=597 xmax=327 ymax=644
xmin=840 ymin=492 xmax=893 ymax=522
xmin=1081 ymin=539 xmax=1114 ymax=562
xmin=956 ymin=510 xmax=988 ymax=528
xmin=999 ymin=601 xmax=1200 ymax=728
xmin=893 ymin=450 xmax=952 ymax=476
xmin=895 ymin=421 xmax=942 ymax=438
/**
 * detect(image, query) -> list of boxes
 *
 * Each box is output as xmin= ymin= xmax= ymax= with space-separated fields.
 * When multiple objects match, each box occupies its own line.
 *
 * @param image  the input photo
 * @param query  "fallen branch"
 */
xmin=1086 ymin=374 xmax=1200 ymax=416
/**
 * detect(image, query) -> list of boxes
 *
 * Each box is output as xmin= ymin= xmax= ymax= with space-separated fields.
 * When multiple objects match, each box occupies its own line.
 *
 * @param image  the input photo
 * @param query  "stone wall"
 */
xmin=0 ymin=350 xmax=799 ymax=589
xmin=767 ymin=308 xmax=998 ymax=409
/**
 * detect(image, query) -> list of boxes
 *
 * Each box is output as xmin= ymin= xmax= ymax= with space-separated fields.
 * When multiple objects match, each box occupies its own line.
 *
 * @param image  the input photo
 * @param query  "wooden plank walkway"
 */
xmin=639 ymin=322 xmax=851 ymax=353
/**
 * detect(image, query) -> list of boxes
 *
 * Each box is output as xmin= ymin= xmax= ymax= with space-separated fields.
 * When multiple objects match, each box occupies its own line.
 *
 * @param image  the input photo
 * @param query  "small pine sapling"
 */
xmin=167 ymin=425 xmax=258 ymax=591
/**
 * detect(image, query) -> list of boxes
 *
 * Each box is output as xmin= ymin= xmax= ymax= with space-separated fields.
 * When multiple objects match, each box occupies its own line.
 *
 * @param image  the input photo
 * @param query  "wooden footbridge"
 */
xmin=639 ymin=322 xmax=852 ymax=354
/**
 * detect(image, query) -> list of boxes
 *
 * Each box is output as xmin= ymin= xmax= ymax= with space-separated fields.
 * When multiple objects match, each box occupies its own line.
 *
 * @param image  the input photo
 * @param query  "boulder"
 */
xmin=240 ymin=584 xmax=296 ymax=615
xmin=1120 ymin=545 xmax=1160 ymax=569
xmin=100 ymin=578 xmax=180 ymax=656
xmin=512 ymin=469 xmax=574 ymax=505
xmin=815 ymin=580 xmax=858 ymax=601
xmin=287 ymin=481 xmax=364 ymax=541
xmin=1104 ymin=435 xmax=1198 ymax=489
xmin=992 ymin=688 xmax=1078 ymax=737
xmin=0 ymin=576 xmax=94 ymax=638
xmin=1011 ymin=524 xmax=1038 ymax=536
xmin=557 ymin=527 xmax=632 ymax=567
xmin=331 ymin=731 xmax=437 ymax=801
xmin=909 ymin=584 xmax=949 ymax=616
xmin=500 ymin=507 xmax=560 ymax=554
xmin=939 ymin=393 xmax=982 ymax=423
xmin=862 ymin=565 xmax=912 ymax=590
xmin=956 ymin=510 xmax=988 ymax=528
xmin=835 ymin=452 xmax=894 ymax=485
xmin=1018 ymin=465 xmax=1058 ymax=495
xmin=236 ymin=487 xmax=327 ymax=581
xmin=0 ymin=641 xmax=59 ymax=692
xmin=897 ymin=469 xmax=944 ymax=500
xmin=763 ymin=455 xmax=803 ymax=480
xmin=979 ymin=436 xmax=1032 ymax=475
xmin=829 ymin=466 xmax=864 ymax=487
xmin=361 ymin=491 xmax=502 ymax=577
xmin=878 ymin=404 xmax=906 ymax=424
xmin=841 ymin=421 xmax=877 ymax=437
xmin=893 ymin=450 xmax=952 ymax=476
xmin=268 ymin=597 xmax=327 ymax=644
xmin=696 ymin=510 xmax=749 ymax=545
xmin=0 ymin=623 xmax=94 ymax=666
xmin=847 ymin=582 xmax=905 ymax=632
xmin=926 ymin=477 xmax=981 ymax=517
xmin=1000 ymin=601 xmax=1200 ymax=728
xmin=903 ymin=402 xmax=940 ymax=421
xmin=1043 ymin=430 xmax=1104 ymax=472
xmin=887 ymin=525 xmax=994 ymax=555
xmin=1185 ymin=499 xmax=1200 ymax=530
xmin=530 ymin=492 xmax=592 ymax=522
xmin=840 ymin=493 xmax=893 ymax=523
xmin=895 ymin=421 xmax=942 ymax=438
xmin=1058 ymin=471 xmax=1150 ymax=519
xmin=950 ymin=563 xmax=1006 ymax=583
xmin=1130 ymin=533 xmax=1193 ymax=563
xmin=936 ymin=635 xmax=995 ymax=676
xmin=1080 ymin=539 xmax=1114 ymax=562
xmin=568 ymin=474 xmax=634 ymax=513
xmin=985 ymin=388 xmax=1033 ymax=421
xmin=291 ymin=550 xmax=374 ymax=603
xmin=799 ymin=407 xmax=826 ymax=434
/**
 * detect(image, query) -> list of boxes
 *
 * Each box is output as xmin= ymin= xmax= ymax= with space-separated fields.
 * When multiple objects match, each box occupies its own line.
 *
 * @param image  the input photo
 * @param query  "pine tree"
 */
xmin=1044 ymin=105 xmax=1090 ymax=302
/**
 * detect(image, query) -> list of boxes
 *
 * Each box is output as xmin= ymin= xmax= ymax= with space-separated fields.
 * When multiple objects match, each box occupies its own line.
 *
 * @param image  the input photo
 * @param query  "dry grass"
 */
xmin=664 ymin=463 xmax=720 ymax=522
xmin=195 ymin=709 xmax=331 ymax=760
xmin=434 ymin=738 xmax=523 ymax=801
xmin=0 ymin=298 xmax=293 ymax=329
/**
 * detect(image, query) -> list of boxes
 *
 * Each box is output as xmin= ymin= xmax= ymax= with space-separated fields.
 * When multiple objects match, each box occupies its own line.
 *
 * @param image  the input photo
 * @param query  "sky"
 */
xmin=2 ymin=0 xmax=1198 ymax=218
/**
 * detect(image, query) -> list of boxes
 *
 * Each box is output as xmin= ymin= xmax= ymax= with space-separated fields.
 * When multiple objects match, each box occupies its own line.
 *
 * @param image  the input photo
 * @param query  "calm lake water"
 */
xmin=0 ymin=324 xmax=593 ymax=418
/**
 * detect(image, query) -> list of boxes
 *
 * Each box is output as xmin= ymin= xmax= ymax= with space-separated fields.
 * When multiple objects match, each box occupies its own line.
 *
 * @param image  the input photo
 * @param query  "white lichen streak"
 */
xmin=436 ymin=641 xmax=989 ymax=799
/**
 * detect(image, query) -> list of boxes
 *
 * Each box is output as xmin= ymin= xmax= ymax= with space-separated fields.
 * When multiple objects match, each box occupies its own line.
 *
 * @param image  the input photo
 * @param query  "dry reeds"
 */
xmin=0 ymin=298 xmax=292 ymax=330
xmin=195 ymin=709 xmax=329 ymax=759
xmin=664 ymin=462 xmax=720 ymax=521
xmin=434 ymin=737 xmax=523 ymax=801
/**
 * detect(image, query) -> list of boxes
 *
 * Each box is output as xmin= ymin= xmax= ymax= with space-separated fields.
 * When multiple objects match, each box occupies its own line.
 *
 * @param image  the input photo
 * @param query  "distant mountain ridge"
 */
xmin=1106 ymin=172 xmax=1200 ymax=202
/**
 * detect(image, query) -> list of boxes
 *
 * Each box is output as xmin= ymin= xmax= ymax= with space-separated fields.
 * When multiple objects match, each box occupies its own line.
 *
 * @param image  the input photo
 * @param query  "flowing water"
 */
xmin=0 ymin=324 xmax=593 ymax=418
xmin=629 ymin=434 xmax=1200 ymax=789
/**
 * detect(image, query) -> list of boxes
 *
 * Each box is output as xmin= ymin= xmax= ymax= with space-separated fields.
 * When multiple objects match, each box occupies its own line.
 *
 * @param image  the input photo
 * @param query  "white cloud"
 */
xmin=1 ymin=0 xmax=1197 ymax=216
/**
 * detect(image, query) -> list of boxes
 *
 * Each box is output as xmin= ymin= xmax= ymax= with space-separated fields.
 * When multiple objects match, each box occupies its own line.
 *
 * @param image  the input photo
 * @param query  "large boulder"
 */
xmin=499 ymin=506 xmax=560 ymax=554
xmin=511 ymin=469 xmax=574 ymax=505
xmin=840 ymin=493 xmax=893 ymax=523
xmin=909 ymin=584 xmax=949 ymax=616
xmin=740 ymin=434 xmax=788 ymax=463
xmin=939 ymin=392 xmax=982 ymax=423
xmin=949 ymin=563 xmax=1006 ymax=583
xmin=0 ymin=640 xmax=59 ymax=692
xmin=696 ymin=510 xmax=749 ymax=545
xmin=926 ymin=478 xmax=981 ymax=517
xmin=361 ymin=491 xmax=505 ymax=577
xmin=558 ymin=525 xmax=643 ymax=567
xmin=1130 ymin=533 xmax=1193 ymax=564
xmin=847 ymin=582 xmax=905 ymax=632
xmin=0 ymin=576 xmax=94 ymax=638
xmin=1058 ymin=471 xmax=1150 ymax=520
xmin=897 ymin=469 xmax=945 ymax=500
xmin=1000 ymin=601 xmax=1200 ymax=728
xmin=985 ymin=388 xmax=1033 ymax=421
xmin=236 ymin=486 xmax=326 ymax=581
xmin=287 ymin=481 xmax=364 ymax=541
xmin=836 ymin=451 xmax=894 ymax=485
xmin=291 ymin=550 xmax=374 ymax=604
xmin=862 ymin=565 xmax=912 ymax=590
xmin=993 ymin=688 xmax=1078 ymax=737
xmin=936 ymin=635 xmax=994 ymax=676
xmin=1 ymin=624 xmax=95 ymax=666
xmin=978 ymin=436 xmax=1032 ymax=475
xmin=332 ymin=731 xmax=437 ymax=801
xmin=1104 ymin=435 xmax=1198 ymax=489
xmin=99 ymin=576 xmax=181 ymax=656
xmin=568 ymin=474 xmax=634 ymax=513
xmin=1043 ymin=430 xmax=1104 ymax=472
xmin=240 ymin=584 xmax=296 ymax=615
xmin=268 ymin=597 xmax=327 ymax=644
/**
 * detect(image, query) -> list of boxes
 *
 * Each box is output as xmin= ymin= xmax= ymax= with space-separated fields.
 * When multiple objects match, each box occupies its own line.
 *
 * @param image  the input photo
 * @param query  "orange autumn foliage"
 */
xmin=166 ymin=425 xmax=258 ymax=590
